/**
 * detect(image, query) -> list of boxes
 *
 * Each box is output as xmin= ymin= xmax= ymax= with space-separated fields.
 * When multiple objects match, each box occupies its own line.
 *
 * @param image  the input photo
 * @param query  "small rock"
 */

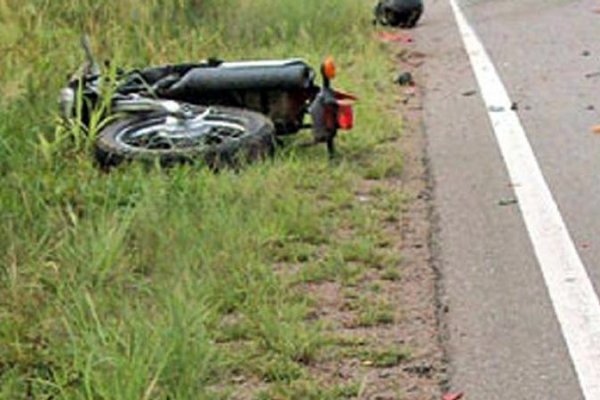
xmin=582 ymin=50 xmax=591 ymax=57
xmin=379 ymin=370 xmax=393 ymax=379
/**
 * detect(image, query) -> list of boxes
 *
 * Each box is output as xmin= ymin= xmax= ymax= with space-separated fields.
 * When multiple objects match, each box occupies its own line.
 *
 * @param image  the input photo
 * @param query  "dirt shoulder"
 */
xmin=292 ymin=41 xmax=446 ymax=400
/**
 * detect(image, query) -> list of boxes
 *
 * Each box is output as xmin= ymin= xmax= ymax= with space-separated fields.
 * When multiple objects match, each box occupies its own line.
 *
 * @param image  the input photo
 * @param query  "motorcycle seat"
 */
xmin=165 ymin=59 xmax=316 ymax=95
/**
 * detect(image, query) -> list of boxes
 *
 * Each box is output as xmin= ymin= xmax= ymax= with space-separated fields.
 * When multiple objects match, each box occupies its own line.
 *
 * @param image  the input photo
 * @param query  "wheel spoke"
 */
xmin=114 ymin=111 xmax=247 ymax=151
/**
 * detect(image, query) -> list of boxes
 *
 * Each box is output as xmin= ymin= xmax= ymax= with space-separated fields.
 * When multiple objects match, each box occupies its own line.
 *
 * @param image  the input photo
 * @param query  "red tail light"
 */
xmin=333 ymin=90 xmax=357 ymax=130
xmin=337 ymin=101 xmax=354 ymax=130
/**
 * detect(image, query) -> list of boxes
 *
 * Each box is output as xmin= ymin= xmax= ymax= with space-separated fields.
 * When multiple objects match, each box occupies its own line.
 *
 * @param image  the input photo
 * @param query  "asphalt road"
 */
xmin=416 ymin=0 xmax=600 ymax=398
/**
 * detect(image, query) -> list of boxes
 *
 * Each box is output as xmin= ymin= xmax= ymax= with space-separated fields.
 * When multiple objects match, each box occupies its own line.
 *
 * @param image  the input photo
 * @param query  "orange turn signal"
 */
xmin=322 ymin=56 xmax=336 ymax=80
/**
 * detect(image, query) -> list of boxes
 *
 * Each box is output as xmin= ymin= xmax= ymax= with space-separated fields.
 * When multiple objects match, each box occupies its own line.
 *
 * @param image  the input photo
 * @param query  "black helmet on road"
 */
xmin=374 ymin=0 xmax=424 ymax=28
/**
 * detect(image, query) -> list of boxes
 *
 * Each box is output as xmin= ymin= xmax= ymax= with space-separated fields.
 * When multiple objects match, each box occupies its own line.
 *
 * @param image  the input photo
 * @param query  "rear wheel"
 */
xmin=95 ymin=105 xmax=276 ymax=168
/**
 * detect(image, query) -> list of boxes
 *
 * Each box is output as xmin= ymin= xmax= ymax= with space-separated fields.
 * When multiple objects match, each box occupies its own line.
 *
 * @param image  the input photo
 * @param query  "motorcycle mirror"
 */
xmin=81 ymin=34 xmax=100 ymax=76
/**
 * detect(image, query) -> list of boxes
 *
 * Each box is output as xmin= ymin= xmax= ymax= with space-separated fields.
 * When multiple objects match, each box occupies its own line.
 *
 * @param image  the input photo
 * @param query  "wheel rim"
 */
xmin=115 ymin=111 xmax=247 ymax=152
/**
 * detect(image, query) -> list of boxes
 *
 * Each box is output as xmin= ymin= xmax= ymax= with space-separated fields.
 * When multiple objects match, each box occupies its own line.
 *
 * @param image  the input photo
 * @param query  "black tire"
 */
xmin=95 ymin=105 xmax=276 ymax=169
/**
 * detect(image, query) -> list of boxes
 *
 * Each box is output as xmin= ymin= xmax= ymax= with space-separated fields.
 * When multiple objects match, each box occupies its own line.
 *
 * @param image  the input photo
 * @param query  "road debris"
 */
xmin=462 ymin=90 xmax=477 ymax=97
xmin=396 ymin=71 xmax=415 ymax=86
xmin=582 ymin=50 xmax=591 ymax=57
xmin=377 ymin=31 xmax=414 ymax=44
xmin=498 ymin=198 xmax=518 ymax=206
xmin=511 ymin=101 xmax=519 ymax=111
xmin=442 ymin=393 xmax=464 ymax=400
xmin=592 ymin=125 xmax=600 ymax=134
xmin=585 ymin=71 xmax=600 ymax=79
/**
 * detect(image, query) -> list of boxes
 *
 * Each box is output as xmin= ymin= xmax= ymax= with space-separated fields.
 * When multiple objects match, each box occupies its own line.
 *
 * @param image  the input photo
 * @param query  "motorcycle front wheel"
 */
xmin=95 ymin=105 xmax=276 ymax=169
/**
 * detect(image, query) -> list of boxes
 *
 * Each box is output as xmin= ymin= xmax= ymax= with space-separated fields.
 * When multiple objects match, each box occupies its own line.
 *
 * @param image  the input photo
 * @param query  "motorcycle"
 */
xmin=60 ymin=38 xmax=357 ymax=168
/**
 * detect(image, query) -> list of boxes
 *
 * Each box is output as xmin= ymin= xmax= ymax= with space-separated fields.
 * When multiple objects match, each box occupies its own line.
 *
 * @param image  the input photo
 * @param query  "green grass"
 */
xmin=257 ymin=380 xmax=361 ymax=400
xmin=355 ymin=298 xmax=396 ymax=328
xmin=357 ymin=347 xmax=412 ymax=368
xmin=0 ymin=0 xmax=405 ymax=398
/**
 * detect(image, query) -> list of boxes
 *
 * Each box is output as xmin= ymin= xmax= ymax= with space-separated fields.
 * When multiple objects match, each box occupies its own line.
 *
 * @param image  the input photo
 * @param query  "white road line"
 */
xmin=448 ymin=0 xmax=600 ymax=398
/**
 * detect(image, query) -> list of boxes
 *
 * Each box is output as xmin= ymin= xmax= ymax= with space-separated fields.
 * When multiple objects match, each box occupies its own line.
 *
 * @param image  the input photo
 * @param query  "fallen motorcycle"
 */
xmin=60 ymin=39 xmax=357 ymax=168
